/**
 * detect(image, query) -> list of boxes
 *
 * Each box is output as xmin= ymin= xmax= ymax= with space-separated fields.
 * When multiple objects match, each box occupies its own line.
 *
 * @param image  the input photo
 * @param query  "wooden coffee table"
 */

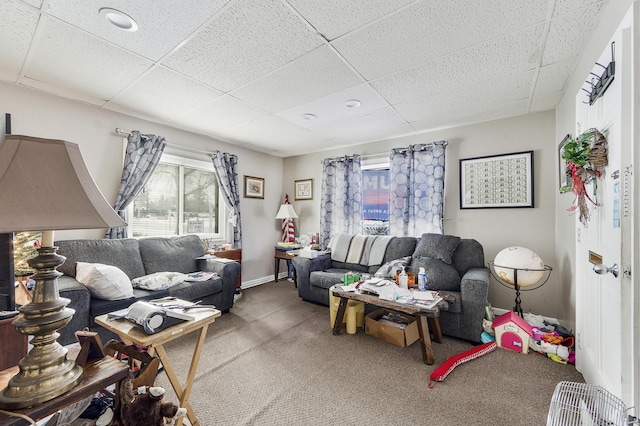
xmin=331 ymin=287 xmax=452 ymax=365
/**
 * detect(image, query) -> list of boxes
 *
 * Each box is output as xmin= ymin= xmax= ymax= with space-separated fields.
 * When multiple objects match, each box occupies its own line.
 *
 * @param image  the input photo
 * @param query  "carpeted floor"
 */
xmin=157 ymin=280 xmax=584 ymax=425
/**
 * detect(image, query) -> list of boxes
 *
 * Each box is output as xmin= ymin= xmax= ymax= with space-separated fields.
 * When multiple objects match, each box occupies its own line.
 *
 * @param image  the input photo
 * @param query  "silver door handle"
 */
xmin=593 ymin=263 xmax=619 ymax=277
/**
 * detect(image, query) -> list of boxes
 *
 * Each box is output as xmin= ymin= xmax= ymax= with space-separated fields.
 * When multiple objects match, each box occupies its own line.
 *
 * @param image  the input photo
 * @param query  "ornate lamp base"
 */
xmin=0 ymin=246 xmax=83 ymax=409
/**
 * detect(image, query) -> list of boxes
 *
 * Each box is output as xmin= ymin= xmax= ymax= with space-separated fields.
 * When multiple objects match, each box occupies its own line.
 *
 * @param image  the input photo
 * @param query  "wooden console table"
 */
xmin=0 ymin=356 xmax=128 ymax=426
xmin=331 ymin=288 xmax=453 ymax=365
xmin=95 ymin=306 xmax=220 ymax=426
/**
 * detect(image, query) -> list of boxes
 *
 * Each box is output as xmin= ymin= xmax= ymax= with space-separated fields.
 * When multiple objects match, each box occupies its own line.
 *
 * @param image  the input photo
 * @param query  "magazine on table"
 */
xmin=186 ymin=271 xmax=216 ymax=282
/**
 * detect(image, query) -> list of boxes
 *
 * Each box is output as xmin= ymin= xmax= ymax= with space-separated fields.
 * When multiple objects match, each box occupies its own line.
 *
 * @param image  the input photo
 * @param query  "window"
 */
xmin=362 ymin=161 xmax=390 ymax=235
xmin=128 ymin=154 xmax=226 ymax=239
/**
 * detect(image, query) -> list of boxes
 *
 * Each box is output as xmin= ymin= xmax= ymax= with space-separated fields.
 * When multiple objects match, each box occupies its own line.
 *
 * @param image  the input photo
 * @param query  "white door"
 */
xmin=574 ymin=6 xmax=636 ymax=407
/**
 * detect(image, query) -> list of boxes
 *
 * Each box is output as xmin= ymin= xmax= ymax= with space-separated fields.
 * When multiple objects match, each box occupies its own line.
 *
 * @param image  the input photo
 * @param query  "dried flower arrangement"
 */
xmin=560 ymin=128 xmax=608 ymax=226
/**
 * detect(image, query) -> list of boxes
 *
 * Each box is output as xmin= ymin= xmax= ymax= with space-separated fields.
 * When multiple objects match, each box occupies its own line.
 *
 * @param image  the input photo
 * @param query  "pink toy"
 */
xmin=492 ymin=311 xmax=533 ymax=354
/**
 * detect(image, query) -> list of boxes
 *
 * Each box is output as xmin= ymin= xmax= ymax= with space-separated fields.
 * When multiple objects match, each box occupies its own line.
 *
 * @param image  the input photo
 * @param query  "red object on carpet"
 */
xmin=428 ymin=341 xmax=497 ymax=388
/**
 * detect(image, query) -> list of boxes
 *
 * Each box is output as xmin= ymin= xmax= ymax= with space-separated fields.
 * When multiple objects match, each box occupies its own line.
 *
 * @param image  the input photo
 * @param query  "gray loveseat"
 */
xmin=292 ymin=233 xmax=489 ymax=342
xmin=55 ymin=234 xmax=240 ymax=345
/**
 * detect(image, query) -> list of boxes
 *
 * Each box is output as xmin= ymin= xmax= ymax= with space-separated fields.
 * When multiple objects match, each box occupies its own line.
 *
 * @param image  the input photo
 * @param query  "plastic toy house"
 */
xmin=493 ymin=311 xmax=533 ymax=354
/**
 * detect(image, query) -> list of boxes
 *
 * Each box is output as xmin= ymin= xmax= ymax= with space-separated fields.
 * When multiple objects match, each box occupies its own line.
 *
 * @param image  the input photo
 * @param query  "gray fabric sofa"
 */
xmin=54 ymin=235 xmax=240 ymax=345
xmin=292 ymin=233 xmax=490 ymax=343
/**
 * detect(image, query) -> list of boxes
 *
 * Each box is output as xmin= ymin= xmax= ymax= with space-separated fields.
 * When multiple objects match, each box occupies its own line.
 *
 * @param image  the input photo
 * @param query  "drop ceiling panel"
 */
xmin=24 ymin=17 xmax=152 ymax=101
xmin=530 ymin=91 xmax=564 ymax=112
xmin=333 ymin=0 xmax=550 ymax=81
xmin=309 ymin=107 xmax=412 ymax=142
xmin=21 ymin=0 xmax=42 ymax=7
xmin=541 ymin=2 xmax=604 ymax=66
xmin=223 ymin=114 xmax=332 ymax=154
xmin=0 ymin=0 xmax=39 ymax=81
xmin=176 ymin=95 xmax=267 ymax=132
xmin=553 ymin=0 xmax=602 ymax=17
xmin=285 ymin=0 xmax=415 ymax=41
xmin=163 ymin=0 xmax=324 ymax=92
xmin=395 ymin=70 xmax=534 ymax=124
xmin=534 ymin=60 xmax=574 ymax=95
xmin=371 ymin=24 xmax=544 ymax=106
xmin=45 ymin=0 xmax=231 ymax=61
xmin=230 ymin=45 xmax=363 ymax=113
xmin=109 ymin=66 xmax=223 ymax=119
xmin=276 ymin=83 xmax=390 ymax=128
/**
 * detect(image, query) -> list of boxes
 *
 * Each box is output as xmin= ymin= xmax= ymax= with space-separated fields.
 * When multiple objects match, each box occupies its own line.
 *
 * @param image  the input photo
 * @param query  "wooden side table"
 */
xmin=274 ymin=248 xmax=298 ymax=285
xmin=0 ymin=315 xmax=27 ymax=371
xmin=95 ymin=307 xmax=221 ymax=426
xmin=0 ymin=356 xmax=128 ymax=426
xmin=212 ymin=248 xmax=242 ymax=289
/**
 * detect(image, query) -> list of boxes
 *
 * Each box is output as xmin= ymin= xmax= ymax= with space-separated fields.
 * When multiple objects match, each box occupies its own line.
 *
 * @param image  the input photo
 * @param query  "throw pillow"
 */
xmin=413 ymin=233 xmax=461 ymax=264
xmin=75 ymin=262 xmax=134 ymax=300
xmin=375 ymin=256 xmax=411 ymax=278
xmin=132 ymin=272 xmax=189 ymax=291
xmin=411 ymin=257 xmax=461 ymax=291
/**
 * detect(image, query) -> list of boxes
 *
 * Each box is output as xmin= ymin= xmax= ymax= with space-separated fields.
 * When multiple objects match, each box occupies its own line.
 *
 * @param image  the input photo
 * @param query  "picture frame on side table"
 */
xmin=459 ymin=150 xmax=534 ymax=209
xmin=244 ymin=176 xmax=265 ymax=199
xmin=295 ymin=179 xmax=313 ymax=200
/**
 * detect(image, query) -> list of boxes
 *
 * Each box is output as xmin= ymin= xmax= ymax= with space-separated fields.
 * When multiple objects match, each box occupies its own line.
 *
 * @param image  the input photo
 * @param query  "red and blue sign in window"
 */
xmin=363 ymin=169 xmax=389 ymax=221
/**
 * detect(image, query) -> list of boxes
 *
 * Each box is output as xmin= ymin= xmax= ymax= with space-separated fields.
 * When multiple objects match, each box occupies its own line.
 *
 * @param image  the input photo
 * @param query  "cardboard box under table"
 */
xmin=365 ymin=308 xmax=419 ymax=347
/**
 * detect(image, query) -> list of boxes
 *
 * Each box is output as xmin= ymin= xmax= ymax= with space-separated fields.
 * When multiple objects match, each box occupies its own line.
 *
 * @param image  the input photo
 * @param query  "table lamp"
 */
xmin=275 ymin=194 xmax=298 ymax=243
xmin=0 ymin=135 xmax=126 ymax=409
xmin=488 ymin=246 xmax=552 ymax=317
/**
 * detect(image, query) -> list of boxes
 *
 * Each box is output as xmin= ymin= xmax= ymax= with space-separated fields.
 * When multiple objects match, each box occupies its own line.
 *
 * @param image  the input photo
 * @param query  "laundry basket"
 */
xmin=547 ymin=381 xmax=637 ymax=426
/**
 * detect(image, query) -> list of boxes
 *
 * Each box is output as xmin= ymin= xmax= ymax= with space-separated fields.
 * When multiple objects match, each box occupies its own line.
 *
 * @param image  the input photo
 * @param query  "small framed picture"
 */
xmin=244 ymin=175 xmax=264 ymax=199
xmin=74 ymin=329 xmax=106 ymax=365
xmin=295 ymin=179 xmax=313 ymax=200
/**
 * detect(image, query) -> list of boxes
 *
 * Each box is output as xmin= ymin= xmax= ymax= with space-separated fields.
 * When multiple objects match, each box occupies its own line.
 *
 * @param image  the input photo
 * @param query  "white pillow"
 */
xmin=132 ymin=272 xmax=188 ymax=291
xmin=75 ymin=262 xmax=134 ymax=300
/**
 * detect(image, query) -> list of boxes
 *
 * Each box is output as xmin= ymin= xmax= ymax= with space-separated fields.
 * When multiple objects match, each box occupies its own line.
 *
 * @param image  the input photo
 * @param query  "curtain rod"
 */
xmin=115 ymin=128 xmax=216 ymax=158
xmin=322 ymin=141 xmax=449 ymax=163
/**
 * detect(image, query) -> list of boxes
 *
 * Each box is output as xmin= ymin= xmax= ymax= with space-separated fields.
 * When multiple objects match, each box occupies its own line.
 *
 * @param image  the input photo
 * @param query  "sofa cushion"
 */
xmin=310 ymin=270 xmax=349 ymax=291
xmin=168 ymin=277 xmax=223 ymax=302
xmin=452 ymin=239 xmax=485 ymax=276
xmin=410 ymin=257 xmax=461 ymax=291
xmin=382 ymin=237 xmax=418 ymax=264
xmin=413 ymin=233 xmax=460 ymax=264
xmin=132 ymin=272 xmax=188 ymax=291
xmin=75 ymin=262 xmax=135 ymax=300
xmin=138 ymin=235 xmax=205 ymax=274
xmin=375 ymin=256 xmax=411 ymax=278
xmin=56 ymin=238 xmax=146 ymax=280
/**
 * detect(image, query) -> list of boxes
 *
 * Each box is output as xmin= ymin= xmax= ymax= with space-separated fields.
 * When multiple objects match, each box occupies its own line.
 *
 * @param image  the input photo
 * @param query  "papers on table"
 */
xmin=186 ymin=271 xmax=216 ymax=282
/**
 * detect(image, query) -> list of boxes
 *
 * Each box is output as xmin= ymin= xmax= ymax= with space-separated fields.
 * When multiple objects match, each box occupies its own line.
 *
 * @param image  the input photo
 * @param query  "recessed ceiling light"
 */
xmin=345 ymin=99 xmax=361 ymax=108
xmin=301 ymin=113 xmax=317 ymax=120
xmin=99 ymin=8 xmax=138 ymax=32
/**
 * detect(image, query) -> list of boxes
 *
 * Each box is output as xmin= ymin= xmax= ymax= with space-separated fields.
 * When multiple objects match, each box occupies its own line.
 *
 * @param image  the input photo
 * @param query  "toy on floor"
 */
xmin=428 ymin=341 xmax=497 ymax=388
xmin=114 ymin=374 xmax=187 ymax=426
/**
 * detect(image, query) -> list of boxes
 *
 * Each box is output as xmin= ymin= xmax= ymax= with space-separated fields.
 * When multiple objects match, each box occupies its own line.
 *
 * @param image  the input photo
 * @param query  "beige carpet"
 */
xmin=157 ymin=281 xmax=584 ymax=425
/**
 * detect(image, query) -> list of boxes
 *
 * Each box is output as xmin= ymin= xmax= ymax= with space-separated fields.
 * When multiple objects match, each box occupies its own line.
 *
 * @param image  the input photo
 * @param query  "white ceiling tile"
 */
xmin=25 ymin=17 xmax=152 ymax=101
xmin=276 ymin=83 xmax=390 ymax=128
xmin=333 ymin=0 xmax=550 ymax=80
xmin=45 ymin=0 xmax=231 ymax=61
xmin=285 ymin=0 xmax=414 ymax=41
xmin=175 ymin=95 xmax=267 ymax=132
xmin=553 ymin=0 xmax=603 ymax=17
xmin=395 ymin=71 xmax=534 ymax=123
xmin=223 ymin=114 xmax=332 ymax=155
xmin=109 ymin=66 xmax=223 ymax=119
xmin=530 ymin=91 xmax=564 ymax=112
xmin=21 ymin=0 xmax=42 ymax=7
xmin=0 ymin=0 xmax=39 ymax=81
xmin=231 ymin=45 xmax=363 ymax=113
xmin=309 ymin=107 xmax=413 ymax=143
xmin=542 ymin=2 xmax=604 ymax=66
xmin=371 ymin=25 xmax=544 ymax=105
xmin=163 ymin=0 xmax=324 ymax=92
xmin=534 ymin=60 xmax=574 ymax=95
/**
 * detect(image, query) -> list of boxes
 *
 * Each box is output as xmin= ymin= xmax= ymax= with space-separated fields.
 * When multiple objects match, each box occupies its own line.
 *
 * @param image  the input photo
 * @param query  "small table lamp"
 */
xmin=0 ymin=135 xmax=126 ymax=409
xmin=275 ymin=195 xmax=298 ymax=243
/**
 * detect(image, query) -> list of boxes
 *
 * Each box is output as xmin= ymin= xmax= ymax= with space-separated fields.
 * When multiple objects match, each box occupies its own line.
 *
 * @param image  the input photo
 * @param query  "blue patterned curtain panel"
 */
xmin=211 ymin=151 xmax=242 ymax=248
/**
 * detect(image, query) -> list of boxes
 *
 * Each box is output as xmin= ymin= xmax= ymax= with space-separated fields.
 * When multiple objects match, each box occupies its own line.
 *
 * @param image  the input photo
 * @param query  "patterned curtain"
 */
xmin=389 ymin=141 xmax=447 ymax=237
xmin=106 ymin=131 xmax=166 ymax=239
xmin=211 ymin=151 xmax=242 ymax=248
xmin=320 ymin=155 xmax=362 ymax=247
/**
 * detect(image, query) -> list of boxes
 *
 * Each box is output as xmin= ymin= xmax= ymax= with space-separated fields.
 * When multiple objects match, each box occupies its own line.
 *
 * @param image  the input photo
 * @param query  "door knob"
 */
xmin=593 ymin=263 xmax=619 ymax=277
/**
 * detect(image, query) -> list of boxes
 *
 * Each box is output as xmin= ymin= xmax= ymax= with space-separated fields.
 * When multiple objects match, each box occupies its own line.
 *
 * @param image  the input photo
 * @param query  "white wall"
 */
xmin=283 ymin=111 xmax=561 ymax=317
xmin=0 ymin=81 xmax=283 ymax=283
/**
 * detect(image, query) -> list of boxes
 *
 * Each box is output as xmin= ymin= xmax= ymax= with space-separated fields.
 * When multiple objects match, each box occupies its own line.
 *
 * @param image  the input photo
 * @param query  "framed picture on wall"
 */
xmin=459 ymin=150 xmax=534 ymax=209
xmin=294 ymin=179 xmax=313 ymax=200
xmin=244 ymin=176 xmax=264 ymax=199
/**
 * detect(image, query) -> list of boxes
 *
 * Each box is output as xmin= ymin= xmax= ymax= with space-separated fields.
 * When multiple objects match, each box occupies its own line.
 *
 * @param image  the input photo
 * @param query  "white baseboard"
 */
xmin=240 ymin=273 xmax=289 ymax=290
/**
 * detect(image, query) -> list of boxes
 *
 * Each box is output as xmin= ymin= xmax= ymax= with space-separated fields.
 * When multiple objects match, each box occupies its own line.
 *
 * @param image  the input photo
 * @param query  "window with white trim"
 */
xmin=362 ymin=159 xmax=390 ymax=235
xmin=127 ymin=153 xmax=227 ymax=239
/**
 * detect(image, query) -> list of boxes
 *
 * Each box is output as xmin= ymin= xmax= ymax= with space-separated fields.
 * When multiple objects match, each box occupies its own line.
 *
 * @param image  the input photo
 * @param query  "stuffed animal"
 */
xmin=116 ymin=374 xmax=186 ymax=426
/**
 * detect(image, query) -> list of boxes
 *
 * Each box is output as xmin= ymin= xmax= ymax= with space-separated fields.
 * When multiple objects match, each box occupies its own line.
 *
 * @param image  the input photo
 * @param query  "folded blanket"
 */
xmin=368 ymin=236 xmax=394 ymax=265
xmin=345 ymin=235 xmax=367 ymax=264
xmin=329 ymin=233 xmax=354 ymax=263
